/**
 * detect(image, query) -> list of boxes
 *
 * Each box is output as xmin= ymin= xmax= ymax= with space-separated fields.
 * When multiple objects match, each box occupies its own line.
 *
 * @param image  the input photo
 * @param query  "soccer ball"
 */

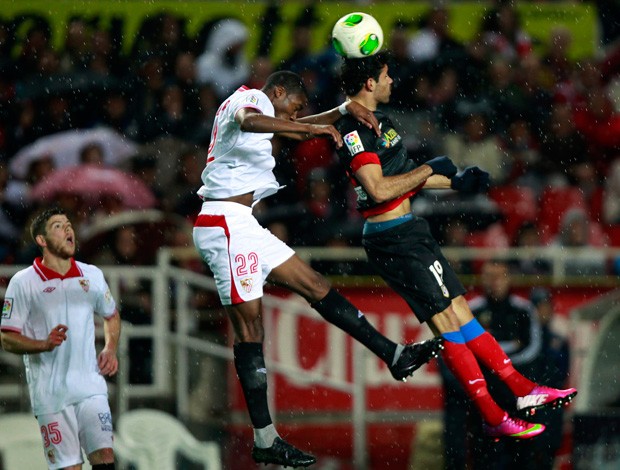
xmin=331 ymin=12 xmax=384 ymax=59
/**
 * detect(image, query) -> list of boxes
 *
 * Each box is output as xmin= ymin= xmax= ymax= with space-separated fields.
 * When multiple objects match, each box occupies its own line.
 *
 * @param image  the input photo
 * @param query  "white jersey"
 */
xmin=1 ymin=258 xmax=116 ymax=415
xmin=197 ymin=86 xmax=283 ymax=202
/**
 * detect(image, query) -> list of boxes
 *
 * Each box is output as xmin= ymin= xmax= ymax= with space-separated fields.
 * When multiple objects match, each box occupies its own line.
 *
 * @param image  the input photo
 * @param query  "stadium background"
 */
xmin=0 ymin=1 xmax=619 ymax=469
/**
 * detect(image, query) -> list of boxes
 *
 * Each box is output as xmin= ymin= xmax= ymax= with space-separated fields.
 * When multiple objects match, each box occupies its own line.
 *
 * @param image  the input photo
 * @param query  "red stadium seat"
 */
xmin=604 ymin=224 xmax=620 ymax=246
xmin=538 ymin=186 xmax=587 ymax=243
xmin=488 ymin=185 xmax=537 ymax=243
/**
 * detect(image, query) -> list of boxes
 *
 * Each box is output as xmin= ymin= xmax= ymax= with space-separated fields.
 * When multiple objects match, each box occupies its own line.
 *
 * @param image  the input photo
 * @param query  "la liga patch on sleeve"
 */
xmin=2 ymin=298 xmax=13 ymax=319
xmin=344 ymin=131 xmax=365 ymax=156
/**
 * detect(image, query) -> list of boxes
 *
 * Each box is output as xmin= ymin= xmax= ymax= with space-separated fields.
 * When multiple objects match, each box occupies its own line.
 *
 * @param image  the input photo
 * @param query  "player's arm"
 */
xmin=297 ymin=101 xmax=381 ymax=136
xmin=98 ymin=309 xmax=120 ymax=376
xmin=355 ymin=156 xmax=456 ymax=203
xmin=236 ymin=108 xmax=343 ymax=147
xmin=0 ymin=324 xmax=67 ymax=354
xmin=423 ymin=175 xmax=452 ymax=189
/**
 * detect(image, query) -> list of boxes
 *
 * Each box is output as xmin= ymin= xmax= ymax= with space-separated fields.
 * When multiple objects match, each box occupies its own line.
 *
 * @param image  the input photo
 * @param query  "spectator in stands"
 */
xmin=140 ymin=83 xmax=191 ymax=142
xmin=441 ymin=259 xmax=542 ymax=469
xmin=603 ymin=158 xmax=620 ymax=224
xmin=553 ymin=207 xmax=608 ymax=275
xmin=538 ymin=103 xmax=591 ymax=189
xmin=384 ymin=22 xmax=417 ymax=110
xmin=59 ymin=18 xmax=92 ymax=73
xmin=78 ymin=142 xmax=105 ymax=166
xmin=15 ymin=23 xmax=51 ymax=78
xmin=502 ymin=119 xmax=541 ymax=187
xmin=444 ymin=111 xmax=508 ymax=183
xmin=542 ymin=27 xmax=574 ymax=86
xmin=173 ymin=51 xmax=201 ymax=120
xmin=480 ymin=1 xmax=532 ymax=60
xmin=525 ymin=287 xmax=572 ymax=470
xmin=98 ymin=89 xmax=139 ymax=139
xmin=484 ymin=56 xmax=526 ymax=134
xmin=441 ymin=219 xmax=474 ymax=275
xmin=133 ymin=54 xmax=167 ymax=137
xmin=511 ymin=221 xmax=552 ymax=275
xmin=407 ymin=5 xmax=464 ymax=66
xmin=169 ymin=148 xmax=204 ymax=219
xmin=196 ymin=18 xmax=250 ymax=102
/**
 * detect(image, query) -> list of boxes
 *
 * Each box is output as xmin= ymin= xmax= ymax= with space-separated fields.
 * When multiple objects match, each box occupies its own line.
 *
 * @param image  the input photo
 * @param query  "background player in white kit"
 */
xmin=193 ymin=71 xmax=444 ymax=467
xmin=0 ymin=207 xmax=120 ymax=470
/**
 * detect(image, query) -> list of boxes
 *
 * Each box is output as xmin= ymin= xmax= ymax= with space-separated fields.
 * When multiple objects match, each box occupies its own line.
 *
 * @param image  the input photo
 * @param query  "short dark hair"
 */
xmin=262 ymin=71 xmax=308 ymax=97
xmin=340 ymin=51 xmax=389 ymax=97
xmin=30 ymin=207 xmax=66 ymax=244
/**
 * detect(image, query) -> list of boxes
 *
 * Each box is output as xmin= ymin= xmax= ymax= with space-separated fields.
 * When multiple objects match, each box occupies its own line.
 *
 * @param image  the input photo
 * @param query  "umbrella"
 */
xmin=9 ymin=127 xmax=139 ymax=179
xmin=30 ymin=165 xmax=156 ymax=209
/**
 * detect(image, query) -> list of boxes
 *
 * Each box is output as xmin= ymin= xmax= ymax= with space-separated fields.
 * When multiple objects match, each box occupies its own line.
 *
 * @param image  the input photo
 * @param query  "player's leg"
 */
xmin=193 ymin=203 xmax=315 ymax=466
xmin=75 ymin=395 xmax=114 ymax=469
xmin=227 ymin=299 xmax=316 ymax=467
xmin=37 ymin=406 xmax=84 ymax=469
xmin=428 ymin=308 xmax=545 ymax=439
xmin=267 ymin=254 xmax=443 ymax=380
xmin=451 ymin=295 xmax=577 ymax=415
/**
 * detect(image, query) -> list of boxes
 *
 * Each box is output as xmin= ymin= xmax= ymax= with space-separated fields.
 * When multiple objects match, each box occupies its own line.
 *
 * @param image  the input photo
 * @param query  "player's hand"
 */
xmin=424 ymin=156 xmax=458 ymax=177
xmin=345 ymin=101 xmax=381 ymax=136
xmin=451 ymin=166 xmax=491 ymax=193
xmin=98 ymin=347 xmax=119 ymax=377
xmin=45 ymin=324 xmax=68 ymax=351
xmin=308 ymin=124 xmax=343 ymax=148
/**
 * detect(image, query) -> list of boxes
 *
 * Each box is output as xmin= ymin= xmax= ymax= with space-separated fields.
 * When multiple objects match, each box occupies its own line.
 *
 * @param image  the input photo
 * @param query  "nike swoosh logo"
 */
xmin=468 ymin=378 xmax=484 ymax=385
xmin=504 ymin=358 xmax=511 ymax=364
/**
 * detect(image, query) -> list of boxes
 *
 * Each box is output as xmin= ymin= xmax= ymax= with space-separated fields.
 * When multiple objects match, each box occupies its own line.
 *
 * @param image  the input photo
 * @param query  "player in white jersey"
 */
xmin=1 ymin=207 xmax=120 ymax=470
xmin=193 ymin=71 xmax=444 ymax=467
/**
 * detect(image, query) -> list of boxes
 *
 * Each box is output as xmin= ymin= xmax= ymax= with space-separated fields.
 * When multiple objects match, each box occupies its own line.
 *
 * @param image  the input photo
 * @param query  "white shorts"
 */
xmin=193 ymin=201 xmax=295 ymax=305
xmin=36 ymin=395 xmax=113 ymax=469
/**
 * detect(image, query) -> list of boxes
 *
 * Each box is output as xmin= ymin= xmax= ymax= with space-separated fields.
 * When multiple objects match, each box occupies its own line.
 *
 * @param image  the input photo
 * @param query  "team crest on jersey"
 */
xmin=380 ymin=128 xmax=401 ymax=148
xmin=344 ymin=131 xmax=365 ymax=156
xmin=47 ymin=449 xmax=56 ymax=464
xmin=79 ymin=279 xmax=90 ymax=292
xmin=240 ymin=278 xmax=253 ymax=293
xmin=105 ymin=289 xmax=112 ymax=302
xmin=98 ymin=412 xmax=113 ymax=432
xmin=2 ymin=298 xmax=13 ymax=319
xmin=246 ymin=94 xmax=258 ymax=105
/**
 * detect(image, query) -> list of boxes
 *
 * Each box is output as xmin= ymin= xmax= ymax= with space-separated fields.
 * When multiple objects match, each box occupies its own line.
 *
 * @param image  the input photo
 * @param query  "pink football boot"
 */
xmin=484 ymin=414 xmax=545 ymax=441
xmin=516 ymin=386 xmax=578 ymax=416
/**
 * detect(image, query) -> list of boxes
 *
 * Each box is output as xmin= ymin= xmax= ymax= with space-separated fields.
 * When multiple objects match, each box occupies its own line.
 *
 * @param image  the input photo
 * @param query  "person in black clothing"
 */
xmin=334 ymin=52 xmax=576 ymax=442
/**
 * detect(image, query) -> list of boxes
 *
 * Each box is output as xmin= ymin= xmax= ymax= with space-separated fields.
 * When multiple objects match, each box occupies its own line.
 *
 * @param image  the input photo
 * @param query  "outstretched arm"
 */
xmin=1 ymin=324 xmax=68 ymax=354
xmin=236 ymin=108 xmax=343 ymax=147
xmin=297 ymin=101 xmax=381 ymax=136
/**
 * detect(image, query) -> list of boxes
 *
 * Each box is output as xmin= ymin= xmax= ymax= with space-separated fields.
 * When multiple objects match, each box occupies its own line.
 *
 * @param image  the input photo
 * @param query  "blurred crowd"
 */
xmin=0 ymin=1 xmax=619 ymax=276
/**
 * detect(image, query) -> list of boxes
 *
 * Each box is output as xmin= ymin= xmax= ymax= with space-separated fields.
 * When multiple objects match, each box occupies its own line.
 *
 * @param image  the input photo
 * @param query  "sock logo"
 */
xmin=468 ymin=378 xmax=484 ymax=385
xmin=257 ymin=368 xmax=267 ymax=374
xmin=503 ymin=358 xmax=511 ymax=364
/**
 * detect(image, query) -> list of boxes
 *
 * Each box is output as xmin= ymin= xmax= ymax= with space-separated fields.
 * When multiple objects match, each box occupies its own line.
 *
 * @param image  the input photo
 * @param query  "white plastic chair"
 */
xmin=0 ymin=413 xmax=47 ymax=470
xmin=116 ymin=409 xmax=221 ymax=470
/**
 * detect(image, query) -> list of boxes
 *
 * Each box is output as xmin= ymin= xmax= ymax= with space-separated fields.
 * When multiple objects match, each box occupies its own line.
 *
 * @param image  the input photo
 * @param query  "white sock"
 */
xmin=254 ymin=423 xmax=280 ymax=448
xmin=392 ymin=344 xmax=405 ymax=366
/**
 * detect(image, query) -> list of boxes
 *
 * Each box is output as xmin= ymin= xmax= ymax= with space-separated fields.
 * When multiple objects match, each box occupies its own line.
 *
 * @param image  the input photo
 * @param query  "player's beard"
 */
xmin=45 ymin=236 xmax=76 ymax=260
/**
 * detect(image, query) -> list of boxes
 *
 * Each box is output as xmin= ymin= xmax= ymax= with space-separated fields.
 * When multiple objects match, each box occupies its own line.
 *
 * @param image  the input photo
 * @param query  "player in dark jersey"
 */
xmin=334 ymin=52 xmax=577 ymax=440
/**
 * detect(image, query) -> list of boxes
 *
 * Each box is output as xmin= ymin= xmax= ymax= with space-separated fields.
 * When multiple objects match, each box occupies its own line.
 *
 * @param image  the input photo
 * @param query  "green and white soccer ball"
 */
xmin=332 ymin=12 xmax=384 ymax=59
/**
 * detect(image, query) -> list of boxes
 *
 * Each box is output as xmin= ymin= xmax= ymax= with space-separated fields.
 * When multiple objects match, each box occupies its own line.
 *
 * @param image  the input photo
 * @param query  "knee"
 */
xmin=301 ymin=271 xmax=331 ymax=303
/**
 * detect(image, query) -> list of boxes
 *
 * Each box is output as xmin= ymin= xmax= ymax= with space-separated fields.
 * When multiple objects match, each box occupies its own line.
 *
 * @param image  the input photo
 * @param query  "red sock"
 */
xmin=466 ymin=332 xmax=536 ymax=396
xmin=441 ymin=340 xmax=506 ymax=425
